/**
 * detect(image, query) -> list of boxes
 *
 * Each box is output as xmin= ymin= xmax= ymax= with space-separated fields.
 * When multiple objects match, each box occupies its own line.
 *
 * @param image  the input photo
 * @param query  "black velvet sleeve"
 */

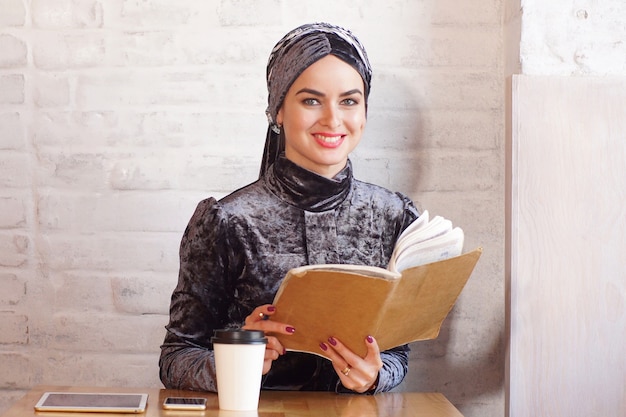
xmin=159 ymin=198 xmax=234 ymax=391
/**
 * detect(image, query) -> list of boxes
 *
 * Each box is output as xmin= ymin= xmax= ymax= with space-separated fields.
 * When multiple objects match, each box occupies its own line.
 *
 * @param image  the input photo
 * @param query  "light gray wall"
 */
xmin=0 ymin=1 xmax=505 ymax=416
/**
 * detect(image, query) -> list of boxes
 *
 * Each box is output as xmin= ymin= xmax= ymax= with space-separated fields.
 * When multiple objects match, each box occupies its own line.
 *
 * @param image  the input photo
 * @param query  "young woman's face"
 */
xmin=276 ymin=55 xmax=366 ymax=178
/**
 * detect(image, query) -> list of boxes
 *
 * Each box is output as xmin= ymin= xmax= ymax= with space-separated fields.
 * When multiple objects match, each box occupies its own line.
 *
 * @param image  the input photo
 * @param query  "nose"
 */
xmin=320 ymin=104 xmax=341 ymax=128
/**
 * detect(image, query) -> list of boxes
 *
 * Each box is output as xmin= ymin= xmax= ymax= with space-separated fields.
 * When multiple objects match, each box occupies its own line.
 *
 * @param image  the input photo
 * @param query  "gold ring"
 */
xmin=341 ymin=366 xmax=351 ymax=376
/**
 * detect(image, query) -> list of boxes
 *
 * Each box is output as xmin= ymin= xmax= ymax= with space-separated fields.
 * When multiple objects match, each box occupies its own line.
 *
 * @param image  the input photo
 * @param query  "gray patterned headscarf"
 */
xmin=260 ymin=22 xmax=373 ymax=177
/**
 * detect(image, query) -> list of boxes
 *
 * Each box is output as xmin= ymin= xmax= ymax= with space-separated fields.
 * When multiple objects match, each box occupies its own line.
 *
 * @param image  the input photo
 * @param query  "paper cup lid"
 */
xmin=211 ymin=329 xmax=268 ymax=345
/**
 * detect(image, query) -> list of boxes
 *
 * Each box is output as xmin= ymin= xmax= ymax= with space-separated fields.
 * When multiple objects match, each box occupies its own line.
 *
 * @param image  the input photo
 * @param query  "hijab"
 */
xmin=259 ymin=22 xmax=373 ymax=177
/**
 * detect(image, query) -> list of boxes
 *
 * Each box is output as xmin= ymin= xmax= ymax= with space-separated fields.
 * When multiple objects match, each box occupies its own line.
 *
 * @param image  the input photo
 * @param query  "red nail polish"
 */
xmin=328 ymin=337 xmax=337 ymax=346
xmin=268 ymin=306 xmax=276 ymax=312
xmin=283 ymin=348 xmax=287 ymax=355
xmin=367 ymin=335 xmax=374 ymax=343
xmin=286 ymin=326 xmax=296 ymax=334
xmin=319 ymin=343 xmax=328 ymax=351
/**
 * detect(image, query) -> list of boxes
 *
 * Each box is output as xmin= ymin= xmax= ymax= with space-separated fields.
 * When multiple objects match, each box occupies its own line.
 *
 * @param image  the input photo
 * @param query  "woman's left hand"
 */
xmin=320 ymin=335 xmax=382 ymax=393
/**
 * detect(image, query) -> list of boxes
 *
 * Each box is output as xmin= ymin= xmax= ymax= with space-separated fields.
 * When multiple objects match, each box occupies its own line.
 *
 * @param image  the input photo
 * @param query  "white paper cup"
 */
xmin=212 ymin=329 xmax=267 ymax=411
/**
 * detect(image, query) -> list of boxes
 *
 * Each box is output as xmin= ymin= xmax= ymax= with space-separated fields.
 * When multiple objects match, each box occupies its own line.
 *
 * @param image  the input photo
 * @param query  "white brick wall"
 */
xmin=520 ymin=0 xmax=626 ymax=75
xmin=1 ymin=1 xmax=505 ymax=417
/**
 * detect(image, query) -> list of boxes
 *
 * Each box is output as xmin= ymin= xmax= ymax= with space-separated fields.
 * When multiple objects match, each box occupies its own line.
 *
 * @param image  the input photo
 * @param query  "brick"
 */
xmin=0 ymin=234 xmax=29 ymax=267
xmin=31 ymin=109 xmax=264 ymax=153
xmin=0 ymin=273 xmax=25 ymax=306
xmin=75 ymin=67 xmax=264 ymax=108
xmin=0 ymin=195 xmax=26 ymax=228
xmin=48 ymin=273 xmax=115 ymax=313
xmin=0 ymin=152 xmax=33 ymax=188
xmin=0 ymin=0 xmax=26 ymax=26
xmin=0 ymin=75 xmax=24 ymax=104
xmin=399 ymin=28 xmax=501 ymax=69
xmin=48 ymin=272 xmax=173 ymax=315
xmin=106 ymin=153 xmax=259 ymax=192
xmin=111 ymin=275 xmax=173 ymax=315
xmin=33 ymin=32 xmax=105 ymax=70
xmin=38 ymin=192 xmax=197 ymax=233
xmin=34 ymin=149 xmax=252 ymax=194
xmin=363 ymin=108 xmax=500 ymax=152
xmin=107 ymin=29 xmax=266 ymax=68
xmin=42 ymin=351 xmax=161 ymax=388
xmin=48 ymin=313 xmax=167 ymax=352
xmin=0 ymin=35 xmax=27 ymax=68
xmin=42 ymin=234 xmax=179 ymax=272
xmin=521 ymin=2 xmax=626 ymax=75
xmin=0 ymin=353 xmax=31 ymax=388
xmin=217 ymin=0 xmax=281 ymax=26
xmin=430 ymin=0 xmax=500 ymax=25
xmin=107 ymin=0 xmax=220 ymax=29
xmin=33 ymin=111 xmax=138 ymax=147
xmin=31 ymin=0 xmax=103 ymax=28
xmin=286 ymin=1 xmax=499 ymax=34
xmin=352 ymin=149 xmax=499 ymax=194
xmin=75 ymin=71 xmax=218 ymax=108
xmin=0 ymin=112 xmax=25 ymax=150
xmin=33 ymin=74 xmax=71 ymax=107
xmin=0 ymin=313 xmax=28 ymax=344
xmin=139 ymin=111 xmax=264 ymax=149
xmin=36 ymin=151 xmax=107 ymax=189
xmin=374 ymin=70 xmax=501 ymax=111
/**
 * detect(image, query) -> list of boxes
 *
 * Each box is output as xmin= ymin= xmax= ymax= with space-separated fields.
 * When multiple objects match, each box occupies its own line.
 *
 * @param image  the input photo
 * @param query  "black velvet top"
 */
xmin=159 ymin=156 xmax=420 ymax=393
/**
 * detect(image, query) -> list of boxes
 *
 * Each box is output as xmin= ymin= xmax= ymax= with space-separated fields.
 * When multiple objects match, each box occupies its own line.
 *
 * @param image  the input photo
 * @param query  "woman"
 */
xmin=159 ymin=22 xmax=420 ymax=394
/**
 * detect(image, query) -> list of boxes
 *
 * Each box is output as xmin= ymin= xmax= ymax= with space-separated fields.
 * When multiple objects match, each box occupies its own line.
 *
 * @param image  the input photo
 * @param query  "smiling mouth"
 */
xmin=313 ymin=134 xmax=344 ymax=144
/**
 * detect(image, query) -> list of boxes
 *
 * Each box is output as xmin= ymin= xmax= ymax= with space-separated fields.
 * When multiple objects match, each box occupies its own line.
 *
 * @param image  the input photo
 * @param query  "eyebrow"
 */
xmin=295 ymin=88 xmax=363 ymax=97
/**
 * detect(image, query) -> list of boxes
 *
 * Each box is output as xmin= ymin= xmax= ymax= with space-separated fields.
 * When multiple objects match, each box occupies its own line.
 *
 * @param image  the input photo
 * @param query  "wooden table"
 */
xmin=2 ymin=385 xmax=464 ymax=417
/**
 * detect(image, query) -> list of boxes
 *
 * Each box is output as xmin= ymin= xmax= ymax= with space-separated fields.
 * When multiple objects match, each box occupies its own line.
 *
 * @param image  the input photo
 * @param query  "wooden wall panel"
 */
xmin=507 ymin=75 xmax=626 ymax=417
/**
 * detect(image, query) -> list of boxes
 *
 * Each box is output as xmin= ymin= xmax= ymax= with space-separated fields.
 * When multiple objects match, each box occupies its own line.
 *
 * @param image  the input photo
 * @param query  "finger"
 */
xmin=364 ymin=335 xmax=383 ymax=367
xmin=322 ymin=336 xmax=382 ymax=392
xmin=242 ymin=307 xmax=296 ymax=336
xmin=320 ymin=337 xmax=356 ymax=375
xmin=244 ymin=319 xmax=296 ymax=335
xmin=265 ymin=335 xmax=286 ymax=357
xmin=261 ymin=336 xmax=286 ymax=375
xmin=326 ymin=336 xmax=360 ymax=363
xmin=244 ymin=305 xmax=275 ymax=326
xmin=258 ymin=304 xmax=276 ymax=320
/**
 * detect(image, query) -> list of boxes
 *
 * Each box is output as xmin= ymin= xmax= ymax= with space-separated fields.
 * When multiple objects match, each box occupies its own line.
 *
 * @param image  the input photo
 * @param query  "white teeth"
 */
xmin=314 ymin=134 xmax=341 ymax=143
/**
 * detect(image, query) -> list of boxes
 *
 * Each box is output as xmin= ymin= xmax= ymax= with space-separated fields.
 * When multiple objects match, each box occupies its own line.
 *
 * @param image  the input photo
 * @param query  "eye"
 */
xmin=341 ymin=98 xmax=359 ymax=106
xmin=302 ymin=98 xmax=320 ymax=106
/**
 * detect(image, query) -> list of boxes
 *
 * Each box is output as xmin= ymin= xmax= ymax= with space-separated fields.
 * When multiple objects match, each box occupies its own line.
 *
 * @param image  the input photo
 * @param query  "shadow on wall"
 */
xmin=350 ymin=72 xmax=426 ymax=196
xmin=375 ymin=74 xmax=504 ymax=412
xmin=402 ymin=316 xmax=505 ymax=411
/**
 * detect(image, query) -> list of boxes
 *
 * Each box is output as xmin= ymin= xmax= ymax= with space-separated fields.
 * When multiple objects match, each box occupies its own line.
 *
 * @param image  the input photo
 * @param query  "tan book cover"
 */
xmin=271 ymin=237 xmax=482 ymax=358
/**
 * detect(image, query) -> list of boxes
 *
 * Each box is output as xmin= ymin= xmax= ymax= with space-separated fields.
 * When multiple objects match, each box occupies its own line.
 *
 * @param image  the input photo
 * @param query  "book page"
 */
xmin=287 ymin=263 xmax=401 ymax=280
xmin=387 ymin=212 xmax=452 ymax=271
xmin=395 ymin=210 xmax=430 ymax=244
xmin=393 ymin=227 xmax=464 ymax=272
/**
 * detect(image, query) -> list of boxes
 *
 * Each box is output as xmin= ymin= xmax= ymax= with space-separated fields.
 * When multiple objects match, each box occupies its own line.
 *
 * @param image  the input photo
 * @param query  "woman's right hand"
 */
xmin=242 ymin=304 xmax=296 ymax=374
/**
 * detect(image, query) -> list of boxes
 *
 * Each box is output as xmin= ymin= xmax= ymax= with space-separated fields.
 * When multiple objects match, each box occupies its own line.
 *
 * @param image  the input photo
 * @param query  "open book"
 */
xmin=271 ymin=211 xmax=482 ymax=358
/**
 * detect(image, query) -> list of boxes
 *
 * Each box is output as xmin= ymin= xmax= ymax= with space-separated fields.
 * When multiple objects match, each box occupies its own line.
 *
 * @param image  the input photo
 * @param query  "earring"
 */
xmin=267 ymin=111 xmax=282 ymax=134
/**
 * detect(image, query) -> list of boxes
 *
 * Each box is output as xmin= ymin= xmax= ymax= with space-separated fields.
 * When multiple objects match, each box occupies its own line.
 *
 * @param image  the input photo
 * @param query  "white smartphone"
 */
xmin=162 ymin=397 xmax=207 ymax=410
